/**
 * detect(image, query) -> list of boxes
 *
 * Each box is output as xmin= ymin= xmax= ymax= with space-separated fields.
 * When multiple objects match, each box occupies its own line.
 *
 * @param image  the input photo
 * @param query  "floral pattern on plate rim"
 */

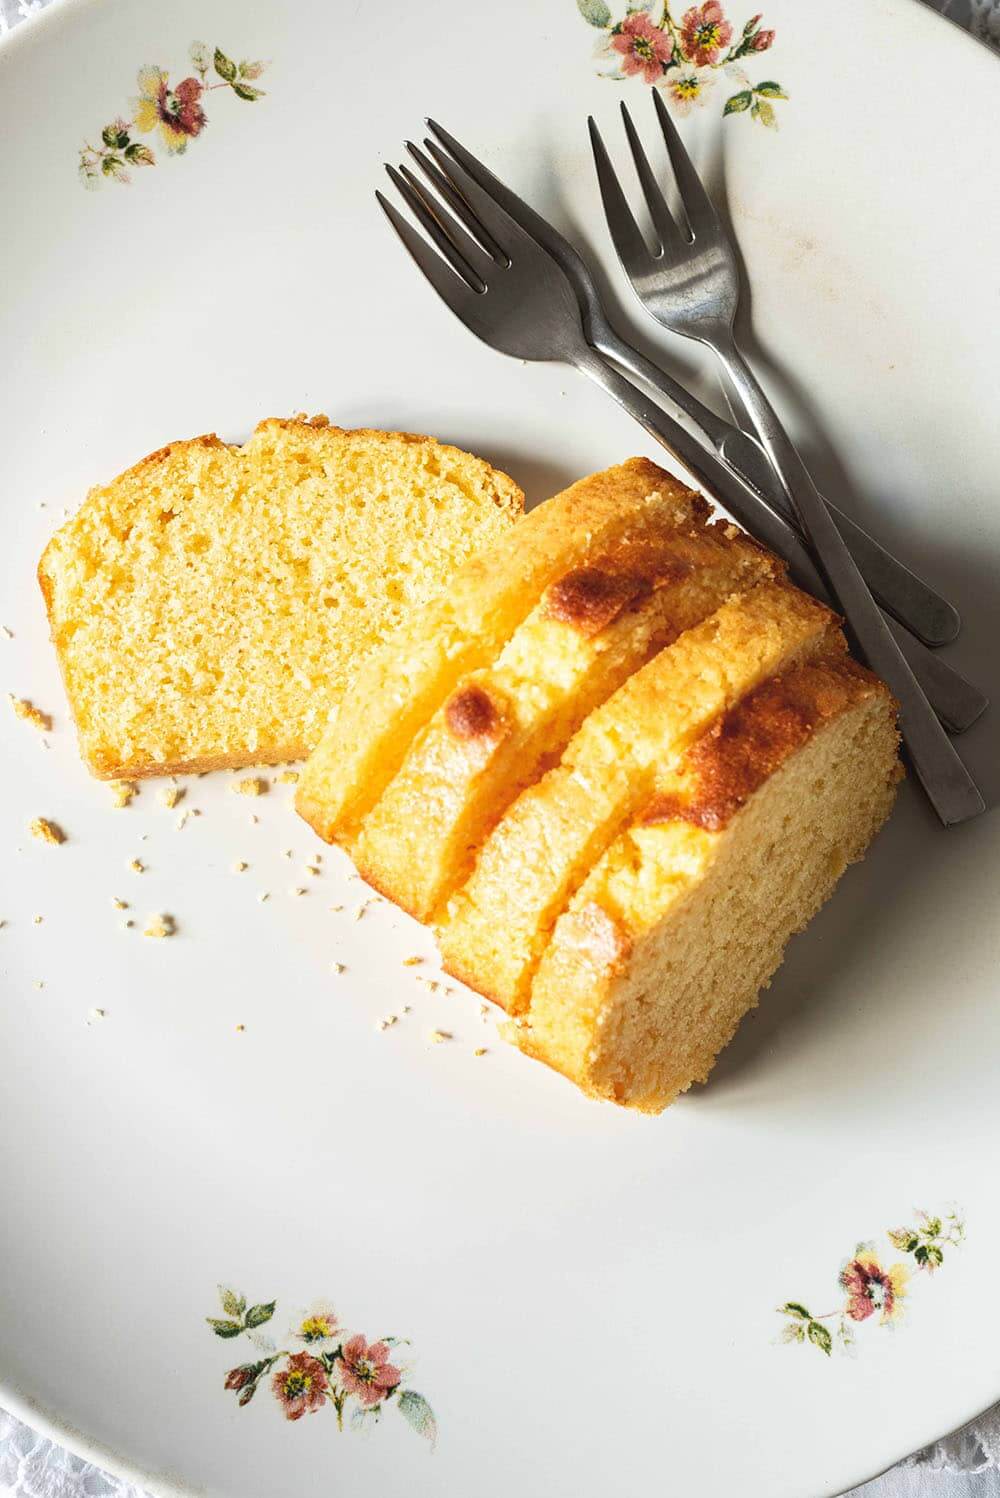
xmin=78 ymin=43 xmax=267 ymax=188
xmin=778 ymin=1209 xmax=965 ymax=1357
xmin=578 ymin=1 xmax=787 ymax=126
xmin=206 ymin=1288 xmax=437 ymax=1445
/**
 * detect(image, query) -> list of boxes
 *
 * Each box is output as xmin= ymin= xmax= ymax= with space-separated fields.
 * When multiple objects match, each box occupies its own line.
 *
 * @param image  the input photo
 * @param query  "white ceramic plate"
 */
xmin=2 ymin=1 xmax=999 ymax=1494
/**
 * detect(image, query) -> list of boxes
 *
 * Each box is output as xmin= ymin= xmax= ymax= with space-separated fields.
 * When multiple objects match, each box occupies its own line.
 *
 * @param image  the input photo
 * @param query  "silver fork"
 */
xmin=419 ymin=122 xmax=984 ymax=738
xmin=427 ymin=120 xmax=959 ymax=652
xmin=588 ymin=98 xmax=984 ymax=826
xmin=376 ymin=134 xmax=985 ymax=824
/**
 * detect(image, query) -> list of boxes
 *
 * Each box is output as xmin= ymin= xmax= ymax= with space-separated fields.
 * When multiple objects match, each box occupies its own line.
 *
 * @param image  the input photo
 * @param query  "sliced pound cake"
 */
xmin=520 ymin=646 xmax=900 ymax=1110
xmin=296 ymin=459 xmax=710 ymax=842
xmin=39 ymin=416 xmax=522 ymax=778
xmin=294 ymin=457 xmax=902 ymax=1110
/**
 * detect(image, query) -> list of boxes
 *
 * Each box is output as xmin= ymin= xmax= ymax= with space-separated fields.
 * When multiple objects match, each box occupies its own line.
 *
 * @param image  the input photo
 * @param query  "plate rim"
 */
xmin=1 ymin=0 xmax=998 ymax=1493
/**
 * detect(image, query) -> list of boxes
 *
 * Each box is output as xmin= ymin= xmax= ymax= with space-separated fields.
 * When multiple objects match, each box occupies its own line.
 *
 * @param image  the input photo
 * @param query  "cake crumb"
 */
xmin=109 ymin=780 xmax=137 ymax=809
xmin=232 ymin=860 xmax=248 ymax=873
xmin=122 ymin=919 xmax=134 ymax=929
xmin=249 ymin=814 xmax=259 ymax=825
xmin=305 ymin=864 xmax=320 ymax=877
xmin=33 ymin=980 xmax=44 ymax=991
xmin=474 ymin=1047 xmax=488 ymax=1057
xmin=129 ymin=858 xmax=145 ymax=873
xmin=176 ymin=810 xmax=190 ymax=830
xmin=143 ymin=913 xmax=175 ymax=938
xmin=235 ymin=1023 xmax=246 ymax=1033
xmin=159 ymin=785 xmax=184 ymax=809
xmin=1 ymin=625 xmax=13 ymax=639
xmin=232 ymin=777 xmax=267 ymax=797
xmin=8 ymin=696 xmax=52 ymax=731
xmin=87 ymin=1006 xmax=106 ymax=1024
xmin=112 ymin=897 xmax=128 ymax=910
xmin=329 ymin=904 xmax=344 ymax=913
xmin=378 ymin=1015 xmax=398 ymax=1031
xmin=291 ymin=887 xmax=306 ymax=897
xmin=331 ymin=961 xmax=346 ymax=974
xmin=429 ymin=1029 xmax=452 ymax=1044
xmin=33 ymin=915 xmax=43 ymax=925
xmin=30 ymin=817 xmax=65 ymax=845
xmin=257 ymin=891 xmax=270 ymax=903
xmin=402 ymin=955 xmax=423 ymax=967
xmin=282 ymin=849 xmax=293 ymax=859
xmin=479 ymin=1003 xmax=490 ymax=1020
xmin=402 ymin=1004 xmax=412 ymax=1015
xmin=277 ymin=770 xmax=299 ymax=784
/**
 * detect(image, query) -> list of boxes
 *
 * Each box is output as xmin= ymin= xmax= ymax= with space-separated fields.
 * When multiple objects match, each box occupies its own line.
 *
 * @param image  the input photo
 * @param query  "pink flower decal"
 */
xmin=272 ymin=1353 xmax=329 ymax=1420
xmin=749 ymin=27 xmax=774 ymax=50
xmin=840 ymin=1252 xmax=909 ymax=1326
xmin=209 ymin=1285 xmax=436 ymax=1440
xmin=611 ymin=12 xmax=674 ymax=84
xmin=578 ymin=4 xmax=785 ymax=127
xmin=79 ymin=42 xmax=268 ymax=188
xmin=338 ymin=1334 xmax=402 ymax=1407
xmin=778 ymin=1208 xmax=963 ymax=1358
xmin=679 ymin=2 xmax=733 ymax=66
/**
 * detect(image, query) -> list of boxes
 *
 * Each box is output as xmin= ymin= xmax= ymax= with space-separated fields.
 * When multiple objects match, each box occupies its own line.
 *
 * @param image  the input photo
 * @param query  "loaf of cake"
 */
xmin=298 ymin=458 xmax=902 ymax=1111
xmin=39 ymin=417 xmax=522 ymax=778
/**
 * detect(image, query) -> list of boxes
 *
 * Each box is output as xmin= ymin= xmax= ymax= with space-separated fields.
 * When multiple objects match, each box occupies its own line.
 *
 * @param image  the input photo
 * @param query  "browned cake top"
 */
xmin=641 ymin=650 xmax=889 ymax=834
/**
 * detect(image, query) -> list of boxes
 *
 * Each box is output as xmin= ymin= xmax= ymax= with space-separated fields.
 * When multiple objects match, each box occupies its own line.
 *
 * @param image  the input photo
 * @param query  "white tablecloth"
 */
xmin=1 ymin=0 xmax=998 ymax=1493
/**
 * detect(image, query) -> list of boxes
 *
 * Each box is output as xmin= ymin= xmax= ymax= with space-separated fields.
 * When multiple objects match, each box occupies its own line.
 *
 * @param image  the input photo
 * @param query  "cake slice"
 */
xmin=39 ymin=416 xmax=522 ymax=778
xmin=296 ymin=459 xmax=707 ymax=842
xmin=520 ymin=646 xmax=901 ymax=1110
xmin=438 ymin=580 xmax=840 ymax=1013
xmin=351 ymin=513 xmax=778 ymax=921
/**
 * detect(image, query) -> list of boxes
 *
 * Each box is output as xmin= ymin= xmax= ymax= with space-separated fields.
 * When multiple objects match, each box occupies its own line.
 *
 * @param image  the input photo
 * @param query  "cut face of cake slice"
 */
xmin=519 ymin=647 xmax=901 ymax=1111
xmin=296 ymin=458 xmax=708 ymax=842
xmin=351 ymin=517 xmax=778 ymax=921
xmin=438 ymin=580 xmax=840 ymax=1014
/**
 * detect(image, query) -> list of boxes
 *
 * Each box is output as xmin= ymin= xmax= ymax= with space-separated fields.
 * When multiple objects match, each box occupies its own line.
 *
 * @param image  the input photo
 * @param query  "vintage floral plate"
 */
xmin=1 ymin=1 xmax=998 ymax=1494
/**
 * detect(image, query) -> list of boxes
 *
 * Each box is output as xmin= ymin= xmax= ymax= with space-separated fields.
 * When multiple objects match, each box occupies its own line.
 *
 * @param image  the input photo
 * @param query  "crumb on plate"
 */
xmin=8 ymin=695 xmax=52 ymax=731
xmin=232 ymin=776 xmax=267 ymax=797
xmin=143 ymin=913 xmax=175 ymax=939
xmin=30 ymin=817 xmax=65 ymax=845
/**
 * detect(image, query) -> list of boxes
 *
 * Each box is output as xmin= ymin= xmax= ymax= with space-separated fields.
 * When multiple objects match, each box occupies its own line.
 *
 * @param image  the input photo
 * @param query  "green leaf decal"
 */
xmin=213 ymin=47 xmax=238 ymax=82
xmin=206 ymin=1317 xmax=243 ymax=1338
xmin=754 ymin=82 xmax=787 ymax=99
xmin=751 ymin=99 xmax=777 ymax=128
xmin=779 ymin=1302 xmax=811 ymax=1320
xmin=231 ymin=82 xmax=265 ymax=102
xmin=576 ymin=0 xmax=613 ymax=27
xmin=397 ymin=1389 xmax=437 ymax=1446
xmin=888 ymin=1229 xmax=919 ymax=1253
xmin=723 ymin=90 xmax=753 ymax=115
xmin=219 ymin=1287 xmax=246 ymax=1318
xmin=124 ymin=142 xmax=155 ymax=165
xmin=244 ymin=1301 xmax=276 ymax=1329
xmin=915 ymin=1243 xmax=944 ymax=1270
xmin=807 ymin=1321 xmax=832 ymax=1356
xmin=101 ymin=123 xmax=130 ymax=150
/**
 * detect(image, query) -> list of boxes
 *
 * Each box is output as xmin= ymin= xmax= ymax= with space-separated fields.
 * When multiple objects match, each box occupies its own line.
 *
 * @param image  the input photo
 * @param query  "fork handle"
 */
xmin=711 ymin=340 xmax=984 ymax=825
xmin=594 ymin=326 xmax=959 ymax=647
xmin=572 ymin=345 xmax=988 ymax=743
